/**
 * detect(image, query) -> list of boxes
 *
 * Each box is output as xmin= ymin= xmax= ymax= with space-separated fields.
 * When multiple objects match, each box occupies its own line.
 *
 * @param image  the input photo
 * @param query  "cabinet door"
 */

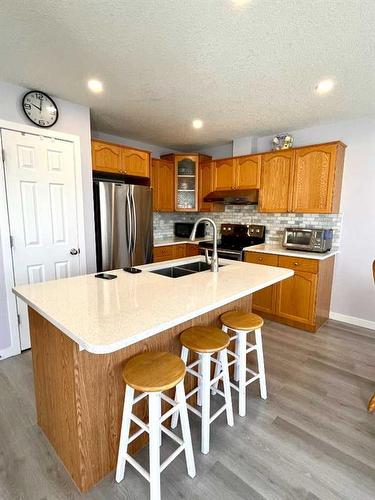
xmin=252 ymin=285 xmax=277 ymax=315
xmin=214 ymin=159 xmax=235 ymax=190
xmin=92 ymin=141 xmax=122 ymax=173
xmin=174 ymin=244 xmax=186 ymax=259
xmin=158 ymin=160 xmax=175 ymax=211
xmin=275 ymin=271 xmax=317 ymax=326
xmin=291 ymin=144 xmax=337 ymax=213
xmin=151 ymin=159 xmax=160 ymax=209
xmin=186 ymin=244 xmax=201 ymax=257
xmin=199 ymin=160 xmax=214 ymax=211
xmin=175 ymin=156 xmax=198 ymax=211
xmin=259 ymin=150 xmax=293 ymax=212
xmin=235 ymin=155 xmax=261 ymax=189
xmin=153 ymin=245 xmax=174 ymax=262
xmin=244 ymin=252 xmax=278 ymax=314
xmin=122 ymin=148 xmax=150 ymax=177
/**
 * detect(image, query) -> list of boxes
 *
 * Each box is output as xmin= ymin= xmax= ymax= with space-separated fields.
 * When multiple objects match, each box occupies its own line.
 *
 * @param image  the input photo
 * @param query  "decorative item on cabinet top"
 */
xmin=272 ymin=133 xmax=294 ymax=150
xmin=91 ymin=139 xmax=150 ymax=178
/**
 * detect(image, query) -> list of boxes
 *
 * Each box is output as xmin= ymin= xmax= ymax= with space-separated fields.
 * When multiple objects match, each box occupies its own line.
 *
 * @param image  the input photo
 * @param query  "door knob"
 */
xmin=70 ymin=248 xmax=79 ymax=255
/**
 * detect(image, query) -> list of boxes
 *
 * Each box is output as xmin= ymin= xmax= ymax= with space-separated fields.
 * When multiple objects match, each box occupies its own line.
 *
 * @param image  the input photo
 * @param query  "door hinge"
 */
xmin=10 ymin=235 xmax=14 ymax=248
xmin=17 ymin=314 xmax=21 ymax=325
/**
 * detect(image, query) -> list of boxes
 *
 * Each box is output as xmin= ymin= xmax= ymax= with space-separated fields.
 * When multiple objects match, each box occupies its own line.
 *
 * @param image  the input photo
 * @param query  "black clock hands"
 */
xmin=31 ymin=102 xmax=41 ymax=111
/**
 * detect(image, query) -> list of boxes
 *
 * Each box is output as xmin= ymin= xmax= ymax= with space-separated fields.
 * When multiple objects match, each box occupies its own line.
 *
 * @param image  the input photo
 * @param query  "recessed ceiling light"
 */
xmin=315 ymin=79 xmax=335 ymax=95
xmin=192 ymin=119 xmax=203 ymax=129
xmin=88 ymin=79 xmax=103 ymax=93
xmin=232 ymin=0 xmax=251 ymax=7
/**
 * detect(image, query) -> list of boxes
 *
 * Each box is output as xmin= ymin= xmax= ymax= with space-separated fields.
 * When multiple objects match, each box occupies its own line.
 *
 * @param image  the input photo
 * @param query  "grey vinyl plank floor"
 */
xmin=0 ymin=319 xmax=374 ymax=500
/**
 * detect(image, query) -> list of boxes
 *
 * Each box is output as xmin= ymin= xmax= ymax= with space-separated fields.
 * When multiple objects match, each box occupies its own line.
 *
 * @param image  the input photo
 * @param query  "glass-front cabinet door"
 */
xmin=175 ymin=155 xmax=198 ymax=211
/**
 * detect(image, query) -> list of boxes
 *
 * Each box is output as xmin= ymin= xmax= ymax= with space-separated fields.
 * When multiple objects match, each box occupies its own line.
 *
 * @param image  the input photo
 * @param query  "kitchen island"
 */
xmin=14 ymin=256 xmax=293 ymax=491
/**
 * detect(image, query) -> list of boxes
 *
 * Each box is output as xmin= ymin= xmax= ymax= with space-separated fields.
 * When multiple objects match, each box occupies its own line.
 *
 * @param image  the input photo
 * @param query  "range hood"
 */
xmin=203 ymin=189 xmax=259 ymax=205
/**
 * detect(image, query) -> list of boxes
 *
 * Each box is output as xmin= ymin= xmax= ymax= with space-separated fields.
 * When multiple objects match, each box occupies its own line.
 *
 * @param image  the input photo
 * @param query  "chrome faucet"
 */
xmin=190 ymin=217 xmax=219 ymax=272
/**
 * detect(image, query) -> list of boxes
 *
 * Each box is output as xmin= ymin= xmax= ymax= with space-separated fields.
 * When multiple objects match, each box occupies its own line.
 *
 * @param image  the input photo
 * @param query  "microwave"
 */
xmin=174 ymin=222 xmax=206 ymax=239
xmin=282 ymin=228 xmax=333 ymax=253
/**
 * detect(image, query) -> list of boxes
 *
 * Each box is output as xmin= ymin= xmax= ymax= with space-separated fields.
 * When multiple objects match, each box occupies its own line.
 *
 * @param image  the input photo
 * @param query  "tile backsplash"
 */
xmin=154 ymin=206 xmax=342 ymax=247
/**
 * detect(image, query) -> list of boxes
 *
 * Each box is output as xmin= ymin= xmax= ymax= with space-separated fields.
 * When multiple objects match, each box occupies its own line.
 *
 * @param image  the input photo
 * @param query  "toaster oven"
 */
xmin=282 ymin=228 xmax=333 ymax=253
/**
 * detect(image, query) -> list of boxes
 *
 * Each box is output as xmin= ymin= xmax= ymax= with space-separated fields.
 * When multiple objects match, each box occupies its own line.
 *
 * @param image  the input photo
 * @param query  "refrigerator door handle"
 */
xmin=130 ymin=186 xmax=137 ymax=255
xmin=125 ymin=186 xmax=132 ymax=255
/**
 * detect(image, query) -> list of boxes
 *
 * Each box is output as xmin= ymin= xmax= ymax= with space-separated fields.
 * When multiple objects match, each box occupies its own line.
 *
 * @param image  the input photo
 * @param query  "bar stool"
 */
xmin=213 ymin=311 xmax=267 ymax=417
xmin=171 ymin=326 xmax=234 ymax=455
xmin=115 ymin=351 xmax=196 ymax=500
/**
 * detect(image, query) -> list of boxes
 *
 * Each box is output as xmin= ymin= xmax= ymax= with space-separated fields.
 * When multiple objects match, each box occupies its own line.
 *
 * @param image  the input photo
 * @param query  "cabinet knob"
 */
xmin=258 ymin=257 xmax=263 ymax=261
xmin=293 ymin=262 xmax=299 ymax=266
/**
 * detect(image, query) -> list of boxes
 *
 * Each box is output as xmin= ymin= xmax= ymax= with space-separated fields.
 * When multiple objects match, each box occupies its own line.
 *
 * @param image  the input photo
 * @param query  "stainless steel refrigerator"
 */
xmin=93 ymin=181 xmax=153 ymax=271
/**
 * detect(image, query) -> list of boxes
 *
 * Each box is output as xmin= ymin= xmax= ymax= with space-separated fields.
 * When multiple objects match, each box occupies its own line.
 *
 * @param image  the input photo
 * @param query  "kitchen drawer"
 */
xmin=153 ymin=245 xmax=175 ymax=262
xmin=244 ymin=252 xmax=278 ymax=266
xmin=278 ymin=255 xmax=318 ymax=274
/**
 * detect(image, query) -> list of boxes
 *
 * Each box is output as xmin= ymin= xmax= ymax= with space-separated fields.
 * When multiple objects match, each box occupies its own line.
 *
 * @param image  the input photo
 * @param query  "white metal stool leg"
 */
xmin=255 ymin=328 xmax=267 ymax=399
xmin=175 ymin=381 xmax=196 ymax=478
xmin=237 ymin=330 xmax=247 ymax=417
xmin=115 ymin=385 xmax=134 ymax=482
xmin=200 ymin=352 xmax=211 ymax=454
xmin=148 ymin=392 xmax=161 ymax=500
xmin=219 ymin=348 xmax=234 ymax=426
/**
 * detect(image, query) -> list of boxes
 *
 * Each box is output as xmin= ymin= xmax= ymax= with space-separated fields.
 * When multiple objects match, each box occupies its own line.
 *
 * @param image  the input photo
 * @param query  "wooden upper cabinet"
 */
xmin=214 ymin=158 xmax=235 ymax=190
xmin=92 ymin=140 xmax=122 ymax=174
xmin=259 ymin=150 xmax=294 ymax=213
xmin=159 ymin=159 xmax=175 ymax=211
xmin=235 ymin=155 xmax=261 ymax=189
xmin=91 ymin=140 xmax=150 ymax=178
xmin=152 ymin=159 xmax=174 ymax=211
xmin=121 ymin=147 xmax=150 ymax=177
xmin=291 ymin=143 xmax=345 ymax=213
xmin=199 ymin=160 xmax=214 ymax=211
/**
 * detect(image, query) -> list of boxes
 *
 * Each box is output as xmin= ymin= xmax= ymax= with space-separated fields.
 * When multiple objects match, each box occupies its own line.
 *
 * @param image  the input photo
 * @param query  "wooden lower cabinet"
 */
xmin=275 ymin=271 xmax=317 ymax=326
xmin=153 ymin=243 xmax=201 ymax=262
xmin=244 ymin=251 xmax=334 ymax=332
xmin=185 ymin=243 xmax=201 ymax=257
xmin=252 ymin=284 xmax=277 ymax=315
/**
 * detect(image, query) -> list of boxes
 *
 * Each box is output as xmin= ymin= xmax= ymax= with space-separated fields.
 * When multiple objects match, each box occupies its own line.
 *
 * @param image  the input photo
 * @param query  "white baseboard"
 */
xmin=0 ymin=344 xmax=21 ymax=360
xmin=329 ymin=312 xmax=375 ymax=331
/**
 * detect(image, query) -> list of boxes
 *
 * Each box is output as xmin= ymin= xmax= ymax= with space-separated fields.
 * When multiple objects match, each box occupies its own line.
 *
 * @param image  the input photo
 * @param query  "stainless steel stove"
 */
xmin=199 ymin=223 xmax=266 ymax=261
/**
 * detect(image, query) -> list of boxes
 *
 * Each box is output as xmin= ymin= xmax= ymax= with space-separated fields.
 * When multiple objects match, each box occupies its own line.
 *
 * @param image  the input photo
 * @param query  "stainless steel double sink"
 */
xmin=150 ymin=261 xmax=221 ymax=278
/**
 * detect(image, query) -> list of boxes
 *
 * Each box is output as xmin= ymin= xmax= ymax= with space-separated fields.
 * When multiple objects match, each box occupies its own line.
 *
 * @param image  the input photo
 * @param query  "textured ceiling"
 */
xmin=1 ymin=0 xmax=374 ymax=150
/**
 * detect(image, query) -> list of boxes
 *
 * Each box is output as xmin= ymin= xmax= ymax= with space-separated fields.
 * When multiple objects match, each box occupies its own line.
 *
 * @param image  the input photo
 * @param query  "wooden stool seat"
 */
xmin=221 ymin=310 xmax=264 ymax=331
xmin=123 ymin=352 xmax=185 ymax=392
xmin=180 ymin=326 xmax=230 ymax=353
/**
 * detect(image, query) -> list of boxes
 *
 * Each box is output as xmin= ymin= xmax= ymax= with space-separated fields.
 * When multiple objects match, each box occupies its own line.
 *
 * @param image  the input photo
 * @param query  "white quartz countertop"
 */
xmin=244 ymin=244 xmax=338 ymax=260
xmin=13 ymin=256 xmax=293 ymax=355
xmin=153 ymin=236 xmax=211 ymax=247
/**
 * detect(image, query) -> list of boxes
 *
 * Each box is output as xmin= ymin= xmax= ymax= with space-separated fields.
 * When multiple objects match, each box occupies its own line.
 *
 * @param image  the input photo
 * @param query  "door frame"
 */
xmin=0 ymin=119 xmax=87 ymax=360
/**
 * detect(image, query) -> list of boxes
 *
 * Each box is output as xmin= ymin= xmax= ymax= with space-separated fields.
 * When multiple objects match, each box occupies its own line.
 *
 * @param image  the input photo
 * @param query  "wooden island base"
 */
xmin=29 ymin=295 xmax=251 ymax=492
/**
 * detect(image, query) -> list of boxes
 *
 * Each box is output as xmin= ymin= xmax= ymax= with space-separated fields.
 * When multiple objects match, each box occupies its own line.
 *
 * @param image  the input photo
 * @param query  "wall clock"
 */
xmin=22 ymin=90 xmax=59 ymax=128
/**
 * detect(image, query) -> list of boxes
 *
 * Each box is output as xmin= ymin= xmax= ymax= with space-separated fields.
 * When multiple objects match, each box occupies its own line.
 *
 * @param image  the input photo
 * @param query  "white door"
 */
xmin=1 ymin=129 xmax=82 ymax=350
